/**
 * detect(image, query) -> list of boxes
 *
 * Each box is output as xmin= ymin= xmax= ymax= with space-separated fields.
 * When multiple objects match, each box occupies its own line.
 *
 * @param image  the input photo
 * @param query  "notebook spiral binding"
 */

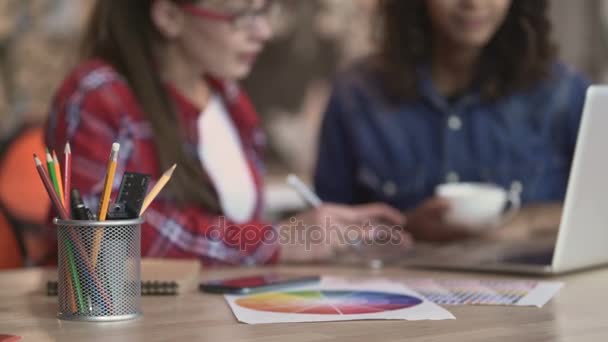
xmin=47 ymin=280 xmax=179 ymax=296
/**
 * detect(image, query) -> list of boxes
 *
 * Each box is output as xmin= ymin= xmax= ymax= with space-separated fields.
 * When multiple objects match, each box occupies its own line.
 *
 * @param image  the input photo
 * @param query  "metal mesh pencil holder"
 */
xmin=54 ymin=217 xmax=143 ymax=322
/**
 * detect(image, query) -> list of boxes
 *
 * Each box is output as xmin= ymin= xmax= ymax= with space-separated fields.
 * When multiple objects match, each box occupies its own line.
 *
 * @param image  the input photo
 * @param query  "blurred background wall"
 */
xmin=1 ymin=0 xmax=607 ymax=177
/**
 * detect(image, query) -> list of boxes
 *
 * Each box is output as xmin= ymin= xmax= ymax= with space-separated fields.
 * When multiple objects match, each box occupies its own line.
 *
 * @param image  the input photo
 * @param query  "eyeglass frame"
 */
xmin=179 ymin=1 xmax=277 ymax=30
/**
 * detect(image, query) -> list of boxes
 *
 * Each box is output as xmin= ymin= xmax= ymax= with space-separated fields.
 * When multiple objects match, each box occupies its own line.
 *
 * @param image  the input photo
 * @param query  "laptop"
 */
xmin=404 ymin=85 xmax=608 ymax=275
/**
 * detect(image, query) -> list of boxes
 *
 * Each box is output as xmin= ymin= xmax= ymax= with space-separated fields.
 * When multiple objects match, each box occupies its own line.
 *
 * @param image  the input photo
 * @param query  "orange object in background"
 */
xmin=0 ymin=126 xmax=50 ymax=224
xmin=0 ymin=125 xmax=54 ymax=269
xmin=0 ymin=209 xmax=23 ymax=269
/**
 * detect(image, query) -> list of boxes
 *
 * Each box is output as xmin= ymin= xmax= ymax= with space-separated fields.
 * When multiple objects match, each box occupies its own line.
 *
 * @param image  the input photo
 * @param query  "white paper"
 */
xmin=225 ymin=277 xmax=455 ymax=324
xmin=401 ymin=279 xmax=563 ymax=307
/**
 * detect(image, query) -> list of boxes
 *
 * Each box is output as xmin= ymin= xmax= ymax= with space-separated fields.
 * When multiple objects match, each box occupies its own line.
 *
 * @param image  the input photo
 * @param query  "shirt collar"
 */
xmin=416 ymin=65 xmax=482 ymax=113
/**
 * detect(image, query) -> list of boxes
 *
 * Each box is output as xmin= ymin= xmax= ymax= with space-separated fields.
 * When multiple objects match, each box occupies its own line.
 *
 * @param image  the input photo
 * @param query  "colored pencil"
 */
xmin=98 ymin=143 xmax=120 ymax=221
xmin=46 ymin=149 xmax=62 ymax=201
xmin=65 ymin=227 xmax=113 ymax=312
xmin=34 ymin=154 xmax=68 ymax=219
xmin=35 ymin=154 xmax=83 ymax=310
xmin=65 ymin=237 xmax=86 ymax=312
xmin=91 ymin=143 xmax=120 ymax=268
xmin=52 ymin=151 xmax=65 ymax=206
xmin=62 ymin=250 xmax=78 ymax=313
xmin=64 ymin=143 xmax=72 ymax=217
xmin=139 ymin=164 xmax=177 ymax=215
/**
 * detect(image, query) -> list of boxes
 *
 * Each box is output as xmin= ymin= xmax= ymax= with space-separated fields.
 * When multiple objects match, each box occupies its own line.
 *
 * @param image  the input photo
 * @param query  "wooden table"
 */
xmin=1 ymin=265 xmax=607 ymax=342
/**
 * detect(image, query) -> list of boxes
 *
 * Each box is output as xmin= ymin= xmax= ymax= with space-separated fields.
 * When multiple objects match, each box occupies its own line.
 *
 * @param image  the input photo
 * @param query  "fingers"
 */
xmin=419 ymin=197 xmax=451 ymax=215
xmin=314 ymin=203 xmax=406 ymax=227
xmin=314 ymin=204 xmax=361 ymax=225
xmin=354 ymin=203 xmax=406 ymax=225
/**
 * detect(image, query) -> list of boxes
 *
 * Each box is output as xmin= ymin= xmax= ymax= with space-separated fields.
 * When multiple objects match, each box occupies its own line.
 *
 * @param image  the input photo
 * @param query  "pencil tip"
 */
xmin=166 ymin=164 xmax=178 ymax=176
xmin=65 ymin=142 xmax=71 ymax=153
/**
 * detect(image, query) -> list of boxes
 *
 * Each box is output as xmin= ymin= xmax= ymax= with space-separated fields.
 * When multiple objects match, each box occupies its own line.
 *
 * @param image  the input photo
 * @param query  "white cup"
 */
xmin=435 ymin=182 xmax=521 ymax=232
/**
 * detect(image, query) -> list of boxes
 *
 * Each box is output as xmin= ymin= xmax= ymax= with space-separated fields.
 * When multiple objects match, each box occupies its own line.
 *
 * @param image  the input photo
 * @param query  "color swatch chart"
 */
xmin=225 ymin=278 xmax=454 ymax=324
xmin=401 ymin=279 xmax=563 ymax=307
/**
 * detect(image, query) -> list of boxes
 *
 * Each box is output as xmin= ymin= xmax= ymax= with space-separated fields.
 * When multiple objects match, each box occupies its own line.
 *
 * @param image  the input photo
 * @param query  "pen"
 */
xmin=71 ymin=189 xmax=90 ymax=221
xmin=286 ymin=174 xmax=322 ymax=208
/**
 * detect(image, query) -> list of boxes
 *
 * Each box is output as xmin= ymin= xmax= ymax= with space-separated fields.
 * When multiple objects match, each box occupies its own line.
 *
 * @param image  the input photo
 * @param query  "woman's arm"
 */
xmin=45 ymin=65 xmax=278 ymax=266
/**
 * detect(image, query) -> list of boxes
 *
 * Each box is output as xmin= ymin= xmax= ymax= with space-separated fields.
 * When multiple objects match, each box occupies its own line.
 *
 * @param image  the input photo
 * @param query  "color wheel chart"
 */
xmin=235 ymin=290 xmax=423 ymax=315
xmin=225 ymin=278 xmax=455 ymax=324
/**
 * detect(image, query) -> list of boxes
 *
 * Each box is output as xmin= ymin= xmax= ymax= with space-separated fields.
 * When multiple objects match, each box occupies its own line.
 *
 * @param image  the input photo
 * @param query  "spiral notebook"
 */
xmin=47 ymin=258 xmax=201 ymax=296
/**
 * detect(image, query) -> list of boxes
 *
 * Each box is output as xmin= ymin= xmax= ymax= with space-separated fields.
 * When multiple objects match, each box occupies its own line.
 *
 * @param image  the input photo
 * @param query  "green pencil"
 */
xmin=65 ymin=237 xmax=86 ymax=313
xmin=45 ymin=149 xmax=61 ymax=197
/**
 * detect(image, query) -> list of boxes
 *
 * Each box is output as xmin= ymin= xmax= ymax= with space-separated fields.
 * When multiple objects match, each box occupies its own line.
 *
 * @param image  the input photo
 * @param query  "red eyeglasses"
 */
xmin=180 ymin=1 xmax=277 ymax=30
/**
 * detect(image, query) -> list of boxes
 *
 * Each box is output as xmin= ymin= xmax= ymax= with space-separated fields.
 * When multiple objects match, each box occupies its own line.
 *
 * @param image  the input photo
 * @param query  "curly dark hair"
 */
xmin=374 ymin=0 xmax=557 ymax=101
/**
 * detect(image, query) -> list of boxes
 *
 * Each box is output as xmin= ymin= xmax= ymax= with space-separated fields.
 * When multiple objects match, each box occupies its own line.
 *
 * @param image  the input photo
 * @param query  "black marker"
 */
xmin=71 ymin=189 xmax=90 ymax=220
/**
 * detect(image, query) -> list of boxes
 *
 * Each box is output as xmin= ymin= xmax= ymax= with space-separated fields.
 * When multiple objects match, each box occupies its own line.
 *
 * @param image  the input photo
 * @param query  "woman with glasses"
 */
xmin=315 ymin=0 xmax=589 ymax=242
xmin=45 ymin=0 xmax=408 ymax=265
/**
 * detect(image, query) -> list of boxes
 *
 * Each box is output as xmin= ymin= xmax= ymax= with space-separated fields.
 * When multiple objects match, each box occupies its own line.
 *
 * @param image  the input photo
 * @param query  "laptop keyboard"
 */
xmin=496 ymin=249 xmax=555 ymax=265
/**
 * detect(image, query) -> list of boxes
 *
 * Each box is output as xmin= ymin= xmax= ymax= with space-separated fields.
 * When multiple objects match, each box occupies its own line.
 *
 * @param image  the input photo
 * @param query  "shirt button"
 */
xmin=446 ymin=172 xmax=460 ymax=183
xmin=383 ymin=181 xmax=397 ymax=197
xmin=511 ymin=180 xmax=523 ymax=193
xmin=447 ymin=115 xmax=462 ymax=131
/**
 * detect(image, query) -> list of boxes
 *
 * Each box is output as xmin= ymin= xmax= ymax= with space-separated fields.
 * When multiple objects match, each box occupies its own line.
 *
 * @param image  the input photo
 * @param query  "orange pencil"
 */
xmin=52 ymin=151 xmax=65 ymax=206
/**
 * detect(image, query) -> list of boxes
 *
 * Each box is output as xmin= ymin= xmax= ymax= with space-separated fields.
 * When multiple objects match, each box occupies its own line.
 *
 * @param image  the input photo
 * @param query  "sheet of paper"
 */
xmin=225 ymin=277 xmax=455 ymax=324
xmin=401 ymin=279 xmax=563 ymax=307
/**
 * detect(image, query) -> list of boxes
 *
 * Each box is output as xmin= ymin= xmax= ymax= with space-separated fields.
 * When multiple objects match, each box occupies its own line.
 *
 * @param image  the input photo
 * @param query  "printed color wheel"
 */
xmin=235 ymin=290 xmax=423 ymax=315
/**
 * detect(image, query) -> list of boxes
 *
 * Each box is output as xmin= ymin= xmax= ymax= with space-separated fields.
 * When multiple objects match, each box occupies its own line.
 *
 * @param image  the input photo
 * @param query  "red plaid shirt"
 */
xmin=45 ymin=59 xmax=279 ymax=266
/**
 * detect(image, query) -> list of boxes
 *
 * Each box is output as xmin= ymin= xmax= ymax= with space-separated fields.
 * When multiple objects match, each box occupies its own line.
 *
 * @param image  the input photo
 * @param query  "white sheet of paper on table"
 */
xmin=224 ymin=277 xmax=455 ymax=325
xmin=400 ymin=279 xmax=563 ymax=307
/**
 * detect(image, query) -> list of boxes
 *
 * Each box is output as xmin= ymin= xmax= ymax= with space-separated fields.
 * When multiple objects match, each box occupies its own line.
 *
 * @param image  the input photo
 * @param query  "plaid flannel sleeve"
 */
xmin=46 ymin=66 xmax=279 ymax=266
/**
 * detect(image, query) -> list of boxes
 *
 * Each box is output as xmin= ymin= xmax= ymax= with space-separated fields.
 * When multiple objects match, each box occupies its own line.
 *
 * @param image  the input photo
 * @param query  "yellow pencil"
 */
xmin=52 ymin=151 xmax=65 ymax=206
xmin=140 ymin=164 xmax=177 ymax=216
xmin=91 ymin=142 xmax=120 ymax=268
xmin=97 ymin=143 xmax=120 ymax=221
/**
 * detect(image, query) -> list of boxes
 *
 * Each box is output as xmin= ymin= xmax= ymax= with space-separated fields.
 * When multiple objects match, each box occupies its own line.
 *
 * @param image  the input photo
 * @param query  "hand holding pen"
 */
xmin=286 ymin=174 xmax=405 ymax=226
xmin=281 ymin=174 xmax=408 ymax=262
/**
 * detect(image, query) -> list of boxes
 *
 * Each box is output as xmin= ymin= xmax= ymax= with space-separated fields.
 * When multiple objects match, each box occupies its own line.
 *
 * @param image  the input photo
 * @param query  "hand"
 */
xmin=482 ymin=203 xmax=563 ymax=241
xmin=279 ymin=203 xmax=409 ymax=262
xmin=405 ymin=197 xmax=473 ymax=242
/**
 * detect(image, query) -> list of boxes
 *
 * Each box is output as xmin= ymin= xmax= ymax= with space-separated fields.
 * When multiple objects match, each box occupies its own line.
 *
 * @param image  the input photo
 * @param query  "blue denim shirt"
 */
xmin=314 ymin=62 xmax=590 ymax=210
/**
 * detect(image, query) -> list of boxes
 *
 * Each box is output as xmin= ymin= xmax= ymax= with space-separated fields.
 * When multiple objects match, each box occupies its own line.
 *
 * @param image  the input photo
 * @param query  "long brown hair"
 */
xmin=81 ymin=0 xmax=220 ymax=211
xmin=375 ymin=0 xmax=557 ymax=101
